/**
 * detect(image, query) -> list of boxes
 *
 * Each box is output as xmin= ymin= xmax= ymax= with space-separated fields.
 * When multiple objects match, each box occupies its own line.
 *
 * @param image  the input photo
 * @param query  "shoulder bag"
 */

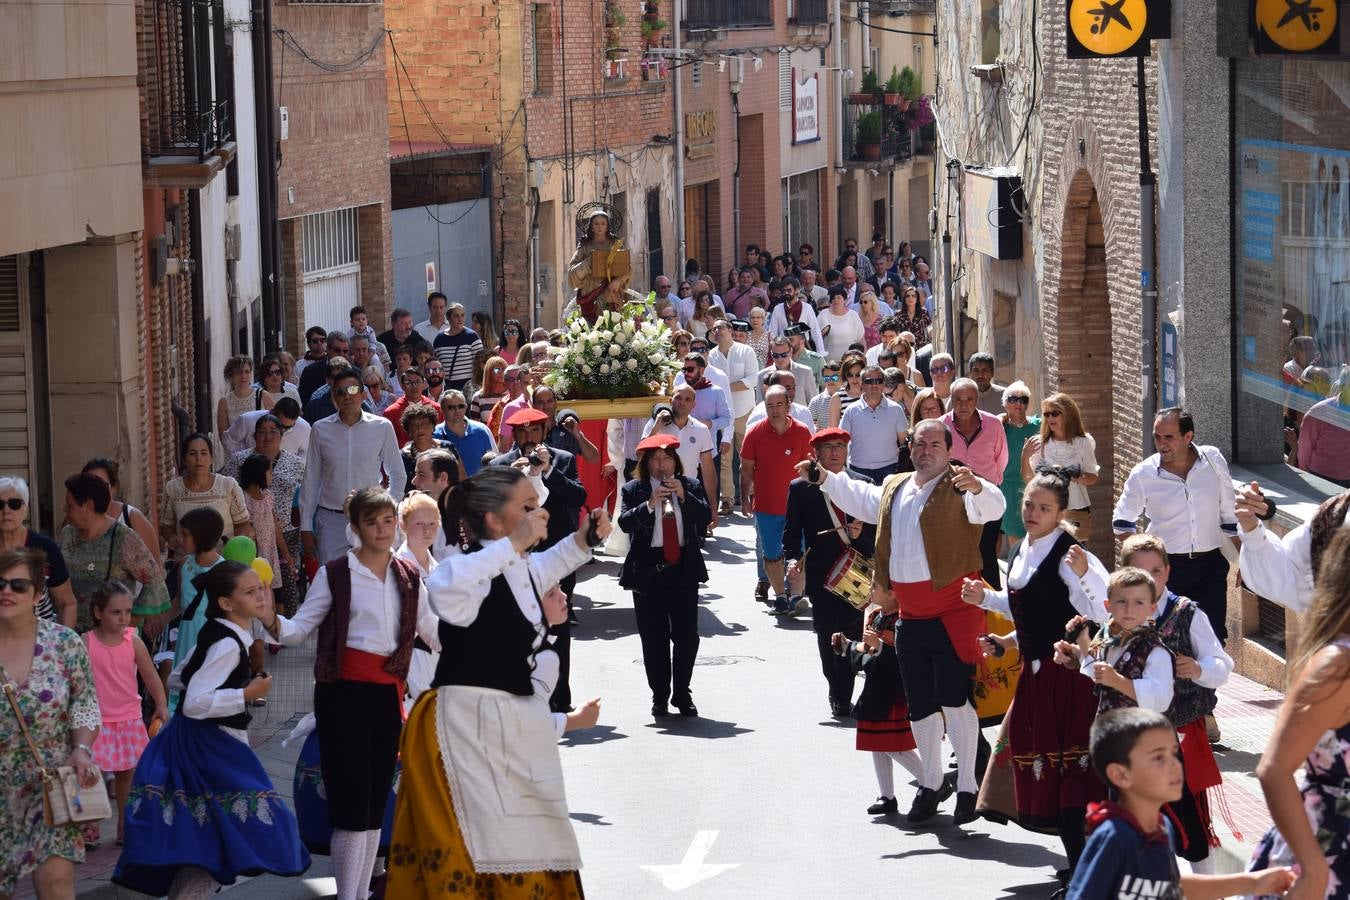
xmin=2 ymin=672 xmax=112 ymax=826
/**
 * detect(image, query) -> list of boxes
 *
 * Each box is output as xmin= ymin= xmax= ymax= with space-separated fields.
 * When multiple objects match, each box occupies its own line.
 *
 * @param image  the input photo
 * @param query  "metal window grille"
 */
xmin=0 ymin=256 xmax=19 ymax=332
xmin=778 ymin=51 xmax=792 ymax=111
xmin=301 ymin=208 xmax=360 ymax=276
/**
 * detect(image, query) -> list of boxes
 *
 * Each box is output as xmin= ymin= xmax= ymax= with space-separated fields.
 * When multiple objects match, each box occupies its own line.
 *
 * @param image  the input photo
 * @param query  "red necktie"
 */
xmin=662 ymin=510 xmax=681 ymax=565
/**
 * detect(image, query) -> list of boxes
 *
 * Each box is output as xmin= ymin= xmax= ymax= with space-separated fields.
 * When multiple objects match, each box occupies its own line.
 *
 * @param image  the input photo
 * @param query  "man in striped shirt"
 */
xmin=432 ymin=302 xmax=484 ymax=393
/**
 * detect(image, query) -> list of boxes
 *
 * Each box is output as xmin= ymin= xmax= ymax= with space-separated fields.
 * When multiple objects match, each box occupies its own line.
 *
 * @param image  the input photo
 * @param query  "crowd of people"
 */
xmin=0 ymin=222 xmax=1347 ymax=900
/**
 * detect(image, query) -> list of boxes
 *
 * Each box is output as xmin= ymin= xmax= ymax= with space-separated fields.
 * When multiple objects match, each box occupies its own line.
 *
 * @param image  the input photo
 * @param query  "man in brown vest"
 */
xmin=797 ymin=418 xmax=1005 ymax=825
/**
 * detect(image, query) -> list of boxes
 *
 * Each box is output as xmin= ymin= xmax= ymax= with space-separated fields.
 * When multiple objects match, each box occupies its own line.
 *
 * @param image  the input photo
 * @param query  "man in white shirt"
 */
xmin=1112 ymin=408 xmax=1239 ymax=643
xmin=643 ymin=387 xmax=718 ymax=530
xmin=300 ymin=365 xmax=407 ymax=564
xmin=756 ymin=335 xmax=816 ymax=406
xmin=1235 ymin=482 xmax=1343 ymax=615
xmin=840 ymin=365 xmax=909 ymax=483
xmin=803 ymin=418 xmax=1004 ymax=825
xmin=801 ymin=268 xmax=829 ymax=309
xmin=708 ymin=319 xmax=760 ymax=514
xmin=414 ymin=291 xmax=452 ymax=344
xmin=223 ymin=398 xmax=311 ymax=459
xmin=745 ymin=370 xmax=816 ymax=434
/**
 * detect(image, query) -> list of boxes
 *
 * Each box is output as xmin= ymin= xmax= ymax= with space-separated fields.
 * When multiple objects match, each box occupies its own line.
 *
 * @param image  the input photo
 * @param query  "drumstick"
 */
xmin=817 ymin=525 xmax=850 ymax=536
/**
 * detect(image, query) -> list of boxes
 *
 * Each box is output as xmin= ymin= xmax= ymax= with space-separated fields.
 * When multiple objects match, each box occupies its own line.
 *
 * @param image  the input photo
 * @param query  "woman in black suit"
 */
xmin=618 ymin=434 xmax=712 ymax=718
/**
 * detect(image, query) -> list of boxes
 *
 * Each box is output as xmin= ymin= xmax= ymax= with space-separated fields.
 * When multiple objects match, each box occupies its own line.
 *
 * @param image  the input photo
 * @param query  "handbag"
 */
xmin=2 ymin=676 xmax=111 ymax=826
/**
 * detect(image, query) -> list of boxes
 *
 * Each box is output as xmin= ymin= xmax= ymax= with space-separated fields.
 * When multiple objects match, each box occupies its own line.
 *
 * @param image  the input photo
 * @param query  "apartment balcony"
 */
xmin=790 ymin=0 xmax=829 ymax=25
xmin=860 ymin=0 xmax=936 ymax=15
xmin=683 ymin=0 xmax=773 ymax=31
xmin=841 ymin=98 xmax=915 ymax=168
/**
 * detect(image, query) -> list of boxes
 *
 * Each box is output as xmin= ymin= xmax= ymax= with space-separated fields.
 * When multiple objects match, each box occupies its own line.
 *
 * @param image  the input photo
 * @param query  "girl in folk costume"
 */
xmin=113 ymin=563 xmax=309 ymax=899
xmin=387 ymin=467 xmax=611 ymax=900
xmin=1120 ymin=534 xmax=1234 ymax=873
xmin=832 ymin=588 xmax=925 ymax=817
xmin=960 ymin=470 xmax=1112 ymax=883
xmin=261 ymin=488 xmax=442 ymax=900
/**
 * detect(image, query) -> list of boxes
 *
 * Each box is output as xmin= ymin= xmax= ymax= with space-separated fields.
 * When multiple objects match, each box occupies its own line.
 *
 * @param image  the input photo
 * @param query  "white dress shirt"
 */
xmin=223 ymin=409 xmax=312 ymax=459
xmin=642 ymin=417 xmax=714 ymax=478
xmin=1238 ymin=520 xmax=1314 ymax=614
xmin=647 ymin=478 xmax=685 ymax=549
xmin=767 ymin=301 xmax=826 ymax=356
xmin=1157 ymin=592 xmax=1233 ymax=689
xmin=277 ymin=550 xmax=441 ymax=653
xmin=414 ymin=318 xmax=450 ymax=344
xmin=173 ymin=618 xmax=259 ymax=744
xmin=756 ymin=362 xmax=818 ymax=406
xmin=709 ymin=342 xmax=760 ymax=418
xmin=840 ymin=397 xmax=909 ymax=469
xmin=300 ymin=411 xmax=406 ymax=524
xmin=1078 ymin=639 xmax=1174 ymax=714
xmin=1111 ymin=445 xmax=1239 ymax=553
xmin=820 ymin=467 xmax=1005 ymax=582
xmin=675 ymin=363 xmax=732 ymax=444
xmin=424 ymin=534 xmax=590 ymax=634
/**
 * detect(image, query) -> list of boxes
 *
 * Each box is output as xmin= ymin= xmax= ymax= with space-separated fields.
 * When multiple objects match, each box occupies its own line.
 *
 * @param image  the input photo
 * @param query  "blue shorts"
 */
xmin=755 ymin=512 xmax=786 ymax=560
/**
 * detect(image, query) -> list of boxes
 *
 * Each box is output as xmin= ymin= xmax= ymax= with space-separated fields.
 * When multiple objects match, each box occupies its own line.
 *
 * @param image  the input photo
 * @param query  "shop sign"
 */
xmin=792 ymin=72 xmax=819 ymax=145
xmin=1251 ymin=0 xmax=1339 ymax=54
xmin=1065 ymin=0 xmax=1171 ymax=58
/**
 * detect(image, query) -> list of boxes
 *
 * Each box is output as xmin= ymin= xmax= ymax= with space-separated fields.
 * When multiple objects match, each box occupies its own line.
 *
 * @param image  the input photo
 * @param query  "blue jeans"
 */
xmin=849 ymin=462 xmax=899 ymax=485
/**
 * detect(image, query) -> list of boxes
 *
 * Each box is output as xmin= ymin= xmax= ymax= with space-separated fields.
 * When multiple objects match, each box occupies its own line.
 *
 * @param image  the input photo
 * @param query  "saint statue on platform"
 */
xmin=566 ymin=201 xmax=632 ymax=323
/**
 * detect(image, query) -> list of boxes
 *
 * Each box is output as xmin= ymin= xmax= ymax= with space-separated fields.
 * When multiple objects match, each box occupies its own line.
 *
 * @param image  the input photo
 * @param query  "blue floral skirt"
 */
xmin=113 ymin=715 xmax=310 ymax=896
xmin=293 ymin=729 xmax=398 ymax=855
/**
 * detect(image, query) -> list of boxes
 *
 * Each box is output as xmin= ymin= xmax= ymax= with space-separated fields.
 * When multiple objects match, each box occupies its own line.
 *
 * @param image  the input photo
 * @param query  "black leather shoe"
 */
xmin=652 ymin=702 xmax=670 ymax=717
xmin=906 ymin=787 xmax=941 ymax=823
xmin=754 ymin=581 xmax=770 ymax=604
xmin=953 ymin=791 xmax=978 ymax=825
xmin=934 ymin=776 xmax=955 ymax=805
xmin=672 ymin=697 xmax=698 ymax=717
xmin=829 ymin=699 xmax=853 ymax=718
xmin=867 ymin=796 xmax=898 ymax=816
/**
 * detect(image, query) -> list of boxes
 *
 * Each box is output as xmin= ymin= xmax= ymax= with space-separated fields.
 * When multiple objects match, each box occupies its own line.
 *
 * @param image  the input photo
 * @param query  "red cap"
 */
xmin=636 ymin=433 xmax=681 ymax=452
xmin=506 ymin=407 xmax=550 ymax=428
xmin=810 ymin=427 xmax=851 ymax=447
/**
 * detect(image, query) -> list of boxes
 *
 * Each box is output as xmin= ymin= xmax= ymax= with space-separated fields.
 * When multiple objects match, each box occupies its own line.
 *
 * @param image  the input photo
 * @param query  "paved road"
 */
xmin=219 ymin=513 xmax=1065 ymax=900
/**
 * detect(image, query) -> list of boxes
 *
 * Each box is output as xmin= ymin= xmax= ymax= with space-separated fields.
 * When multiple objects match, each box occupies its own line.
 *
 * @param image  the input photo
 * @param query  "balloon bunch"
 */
xmin=222 ymin=535 xmax=275 ymax=586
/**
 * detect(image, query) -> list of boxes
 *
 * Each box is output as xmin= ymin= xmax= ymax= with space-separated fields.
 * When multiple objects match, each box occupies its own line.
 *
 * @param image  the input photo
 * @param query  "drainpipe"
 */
xmin=1137 ymin=55 xmax=1158 ymax=446
xmin=731 ymin=60 xmax=742 ymax=267
xmin=673 ymin=0 xmax=686 ymax=276
xmin=252 ymin=0 xmax=279 ymax=351
xmin=189 ymin=192 xmax=212 ymax=432
xmin=832 ymin=0 xmax=843 ymax=171
xmin=530 ymin=188 xmax=542 ymax=330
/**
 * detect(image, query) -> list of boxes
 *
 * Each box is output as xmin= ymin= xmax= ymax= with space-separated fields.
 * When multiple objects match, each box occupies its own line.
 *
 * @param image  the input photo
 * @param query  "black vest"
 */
xmin=1007 ymin=530 xmax=1080 ymax=662
xmin=1155 ymin=594 xmax=1217 ymax=726
xmin=432 ymin=555 xmax=545 ymax=697
xmin=179 ymin=619 xmax=253 ymax=730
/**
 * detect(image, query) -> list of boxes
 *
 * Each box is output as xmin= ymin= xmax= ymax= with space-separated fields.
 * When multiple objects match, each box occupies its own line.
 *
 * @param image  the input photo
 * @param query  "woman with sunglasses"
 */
xmin=808 ymin=362 xmax=842 ymax=431
xmin=468 ymin=355 xmax=510 ymax=424
xmin=828 ymin=352 xmax=867 ymax=428
xmin=258 ymin=354 xmax=301 ymax=405
xmin=895 ymin=285 xmax=932 ymax=349
xmin=688 ymin=291 xmax=717 ymax=339
xmin=746 ymin=307 xmax=771 ymax=368
xmin=497 ymin=318 xmax=525 ymax=365
xmin=363 ymin=366 xmax=396 ymax=414
xmin=1023 ymin=392 xmax=1099 ymax=541
xmin=998 ymin=382 xmax=1041 ymax=550
xmin=0 ymin=478 xmax=77 ymax=627
xmin=858 ymin=291 xmax=884 ymax=350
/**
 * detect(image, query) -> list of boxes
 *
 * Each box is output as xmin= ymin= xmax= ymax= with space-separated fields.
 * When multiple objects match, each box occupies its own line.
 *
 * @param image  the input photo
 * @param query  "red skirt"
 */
xmin=856 ymin=695 xmax=917 ymax=753
xmin=1007 ymin=657 xmax=1104 ymax=831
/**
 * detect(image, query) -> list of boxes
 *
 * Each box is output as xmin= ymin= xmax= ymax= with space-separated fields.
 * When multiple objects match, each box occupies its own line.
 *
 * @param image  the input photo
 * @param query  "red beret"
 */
xmin=506 ymin=407 xmax=550 ymax=428
xmin=636 ymin=433 xmax=680 ymax=453
xmin=810 ymin=427 xmax=851 ymax=447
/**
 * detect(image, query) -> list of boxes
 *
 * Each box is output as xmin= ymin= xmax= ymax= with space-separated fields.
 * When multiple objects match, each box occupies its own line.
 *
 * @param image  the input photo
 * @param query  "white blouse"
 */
xmin=171 ymin=618 xmax=259 ymax=744
xmin=1029 ymin=435 xmax=1099 ymax=510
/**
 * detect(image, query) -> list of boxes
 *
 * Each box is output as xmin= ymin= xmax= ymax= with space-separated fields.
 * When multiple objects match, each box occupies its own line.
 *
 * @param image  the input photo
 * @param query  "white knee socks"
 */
xmin=872 ymin=751 xmax=895 ymax=797
xmin=332 ymin=828 xmax=381 ymax=900
xmin=168 ymin=867 xmax=218 ymax=900
xmin=910 ymin=712 xmax=946 ymax=790
xmin=888 ymin=749 xmax=925 ymax=782
xmin=944 ymin=702 xmax=980 ymax=794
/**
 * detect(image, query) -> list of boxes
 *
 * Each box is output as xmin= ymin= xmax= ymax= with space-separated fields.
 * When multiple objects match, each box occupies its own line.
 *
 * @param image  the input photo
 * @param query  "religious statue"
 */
xmin=566 ymin=201 xmax=632 ymax=323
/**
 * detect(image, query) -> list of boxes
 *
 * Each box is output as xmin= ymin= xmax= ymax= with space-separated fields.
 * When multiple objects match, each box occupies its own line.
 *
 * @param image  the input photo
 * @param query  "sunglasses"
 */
xmin=770 ymin=351 xmax=790 ymax=360
xmin=1 ymin=498 xmax=23 ymax=510
xmin=0 ymin=577 xmax=34 ymax=593
xmin=336 ymin=384 xmax=364 ymax=396
xmin=931 ymin=364 xmax=954 ymax=375
xmin=862 ymin=377 xmax=884 ymax=386
xmin=846 ymin=371 xmax=862 ymax=379
xmin=822 ymin=374 xmax=840 ymax=382
xmin=1007 ymin=397 xmax=1030 ymax=405
xmin=661 ymin=313 xmax=677 ymax=320
xmin=503 ymin=328 xmax=520 ymax=335
xmin=263 ymin=369 xmax=282 ymax=377
xmin=1043 ymin=410 xmax=1062 ymax=418
xmin=879 ymin=353 xmax=897 ymax=361
xmin=682 ymin=366 xmax=700 ymax=374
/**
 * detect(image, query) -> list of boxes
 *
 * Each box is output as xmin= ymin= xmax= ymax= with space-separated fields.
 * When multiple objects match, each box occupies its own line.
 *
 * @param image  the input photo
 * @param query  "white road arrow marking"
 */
xmin=640 ymin=830 xmax=740 ymax=892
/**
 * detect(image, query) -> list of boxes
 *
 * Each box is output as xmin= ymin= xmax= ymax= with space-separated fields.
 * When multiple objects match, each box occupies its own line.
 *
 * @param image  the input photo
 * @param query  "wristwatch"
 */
xmin=72 ymin=742 xmax=92 ymax=755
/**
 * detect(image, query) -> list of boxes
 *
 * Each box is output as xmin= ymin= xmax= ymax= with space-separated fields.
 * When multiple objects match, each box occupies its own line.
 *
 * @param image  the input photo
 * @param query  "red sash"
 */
xmin=1177 ymin=718 xmax=1222 ymax=792
xmin=890 ymin=575 xmax=986 ymax=664
xmin=340 ymin=648 xmax=407 ymax=721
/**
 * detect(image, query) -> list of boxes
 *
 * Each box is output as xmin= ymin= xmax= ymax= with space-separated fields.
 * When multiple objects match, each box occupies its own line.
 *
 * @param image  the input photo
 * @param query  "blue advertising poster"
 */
xmin=1160 ymin=321 xmax=1179 ymax=408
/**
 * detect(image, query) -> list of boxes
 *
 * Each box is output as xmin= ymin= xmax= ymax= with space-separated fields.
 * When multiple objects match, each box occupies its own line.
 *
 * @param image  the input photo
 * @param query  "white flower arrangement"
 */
xmin=544 ymin=297 xmax=679 ymax=400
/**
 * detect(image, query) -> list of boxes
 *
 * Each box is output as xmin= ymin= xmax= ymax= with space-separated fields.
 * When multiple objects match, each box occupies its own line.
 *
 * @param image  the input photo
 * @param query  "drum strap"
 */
xmin=825 ymin=499 xmax=851 ymax=548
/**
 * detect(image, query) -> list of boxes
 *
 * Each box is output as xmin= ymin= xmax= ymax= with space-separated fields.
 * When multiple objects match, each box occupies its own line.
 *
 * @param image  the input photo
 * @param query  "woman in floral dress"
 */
xmin=0 ymin=547 xmax=103 ymax=897
xmin=1249 ymin=527 xmax=1350 ymax=899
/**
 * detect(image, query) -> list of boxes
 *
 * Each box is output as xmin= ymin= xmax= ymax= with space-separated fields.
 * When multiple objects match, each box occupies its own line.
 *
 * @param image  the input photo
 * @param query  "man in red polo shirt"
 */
xmin=741 ymin=385 xmax=813 ymax=612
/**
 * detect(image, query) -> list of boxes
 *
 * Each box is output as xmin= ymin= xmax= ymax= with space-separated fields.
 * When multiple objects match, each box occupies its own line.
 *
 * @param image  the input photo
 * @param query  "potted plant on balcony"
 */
xmin=640 ymin=17 xmax=668 ymax=46
xmin=603 ymin=1 xmax=626 ymax=79
xmin=855 ymin=110 xmax=883 ymax=160
xmin=883 ymin=67 xmax=906 ymax=108
xmin=896 ymin=66 xmax=920 ymax=109
xmin=850 ymin=68 xmax=880 ymax=105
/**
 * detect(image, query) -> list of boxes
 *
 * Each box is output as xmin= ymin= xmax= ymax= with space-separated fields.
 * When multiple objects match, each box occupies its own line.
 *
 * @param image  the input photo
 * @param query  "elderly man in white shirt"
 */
xmin=1112 ymin=408 xmax=1238 ymax=643
xmin=756 ymin=335 xmax=817 ymax=406
xmin=708 ymin=318 xmax=760 ymax=514
xmin=745 ymin=370 xmax=816 ymax=434
xmin=300 ymin=366 xmax=407 ymax=564
xmin=223 ymin=399 xmax=311 ymax=459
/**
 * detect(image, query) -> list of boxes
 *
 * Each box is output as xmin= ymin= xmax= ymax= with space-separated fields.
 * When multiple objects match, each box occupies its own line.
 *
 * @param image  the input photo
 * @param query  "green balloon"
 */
xmin=222 ymin=535 xmax=257 ymax=563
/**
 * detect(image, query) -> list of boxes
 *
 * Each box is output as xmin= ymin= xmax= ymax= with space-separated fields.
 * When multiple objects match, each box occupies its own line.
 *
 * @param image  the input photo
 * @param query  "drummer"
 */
xmin=784 ymin=427 xmax=877 ymax=718
xmin=797 ymin=419 xmax=1005 ymax=826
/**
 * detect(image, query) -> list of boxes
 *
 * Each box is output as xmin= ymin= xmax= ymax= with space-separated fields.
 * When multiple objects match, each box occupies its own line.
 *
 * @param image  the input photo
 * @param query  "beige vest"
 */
xmin=874 ymin=466 xmax=985 ymax=589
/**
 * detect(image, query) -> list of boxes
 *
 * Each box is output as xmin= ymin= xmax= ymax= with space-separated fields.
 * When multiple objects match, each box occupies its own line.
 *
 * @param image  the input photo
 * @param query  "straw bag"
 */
xmin=2 ymin=679 xmax=111 ymax=826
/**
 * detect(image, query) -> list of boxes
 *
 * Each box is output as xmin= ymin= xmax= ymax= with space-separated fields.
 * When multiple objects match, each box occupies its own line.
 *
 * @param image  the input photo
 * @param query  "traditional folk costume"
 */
xmin=973 ymin=527 xmax=1110 ymax=872
xmin=386 ymin=532 xmax=593 ymax=899
xmin=1079 ymin=624 xmax=1174 ymax=717
xmin=272 ymin=553 xmax=441 ymax=900
xmin=114 ymin=619 xmax=309 ymax=898
xmin=1153 ymin=590 xmax=1232 ymax=864
xmin=820 ymin=464 xmax=1005 ymax=812
xmin=842 ymin=608 xmax=925 ymax=805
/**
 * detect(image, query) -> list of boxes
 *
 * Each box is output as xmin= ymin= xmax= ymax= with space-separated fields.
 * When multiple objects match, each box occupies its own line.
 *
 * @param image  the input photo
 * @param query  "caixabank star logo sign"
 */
xmin=1065 ymin=0 xmax=1171 ymax=58
xmin=1252 ymin=0 xmax=1340 ymax=54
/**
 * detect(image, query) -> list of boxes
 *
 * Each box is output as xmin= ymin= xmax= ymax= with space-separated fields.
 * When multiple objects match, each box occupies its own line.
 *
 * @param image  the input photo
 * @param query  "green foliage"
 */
xmin=856 ymin=110 xmax=882 ymax=143
xmin=860 ymin=68 xmax=881 ymax=94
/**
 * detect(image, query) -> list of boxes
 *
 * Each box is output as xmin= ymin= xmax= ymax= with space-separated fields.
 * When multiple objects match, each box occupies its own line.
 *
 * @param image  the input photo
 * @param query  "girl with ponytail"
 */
xmin=959 ymin=468 xmax=1113 ymax=890
xmin=114 ymin=561 xmax=309 ymax=898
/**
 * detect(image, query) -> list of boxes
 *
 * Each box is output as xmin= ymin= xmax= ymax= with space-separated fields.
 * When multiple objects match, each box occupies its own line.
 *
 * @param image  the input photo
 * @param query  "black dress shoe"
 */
xmin=672 ymin=697 xmax=698 ymax=717
xmin=652 ymin=702 xmax=670 ymax=717
xmin=953 ymin=791 xmax=978 ymax=825
xmin=829 ymin=699 xmax=853 ymax=718
xmin=934 ymin=776 xmax=955 ymax=805
xmin=867 ymin=796 xmax=898 ymax=816
xmin=906 ymin=787 xmax=942 ymax=823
